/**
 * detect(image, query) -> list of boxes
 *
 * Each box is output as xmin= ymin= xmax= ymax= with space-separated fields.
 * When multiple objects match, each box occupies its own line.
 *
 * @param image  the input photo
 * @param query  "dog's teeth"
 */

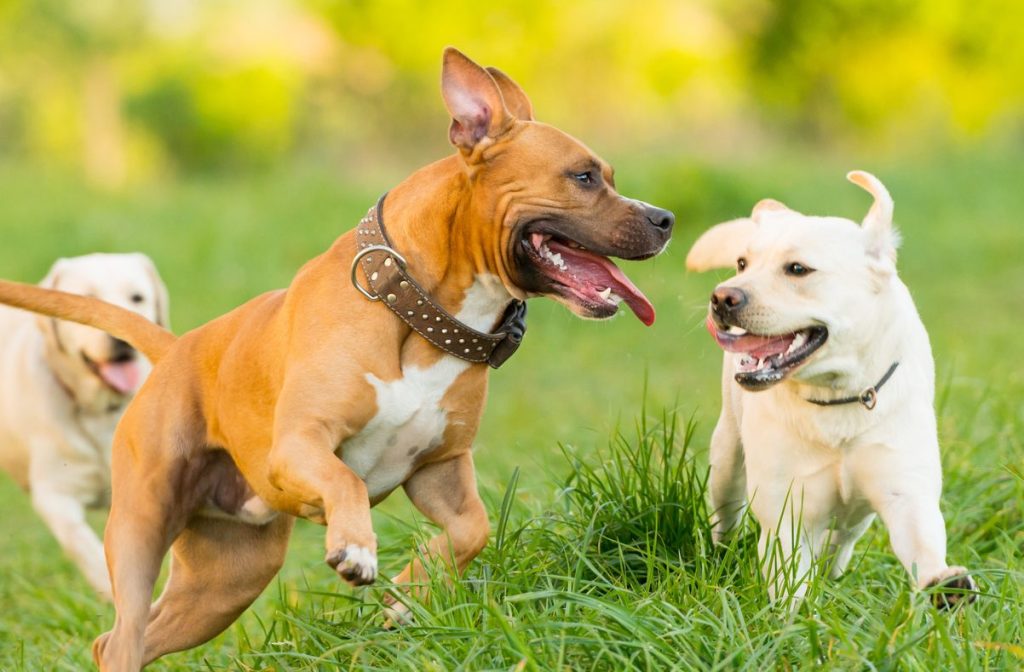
xmin=597 ymin=287 xmax=612 ymax=301
xmin=531 ymin=233 xmax=544 ymax=250
xmin=727 ymin=325 xmax=748 ymax=336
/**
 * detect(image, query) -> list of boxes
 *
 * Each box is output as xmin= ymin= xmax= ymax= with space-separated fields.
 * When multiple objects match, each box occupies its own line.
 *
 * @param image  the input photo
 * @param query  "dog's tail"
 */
xmin=0 ymin=279 xmax=177 ymax=363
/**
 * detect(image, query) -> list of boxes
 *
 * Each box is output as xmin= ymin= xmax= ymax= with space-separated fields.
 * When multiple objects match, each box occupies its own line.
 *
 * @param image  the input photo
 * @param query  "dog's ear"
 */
xmin=133 ymin=253 xmax=171 ymax=329
xmin=484 ymin=66 xmax=534 ymax=121
xmin=441 ymin=47 xmax=513 ymax=154
xmin=847 ymin=170 xmax=898 ymax=264
xmin=36 ymin=258 xmax=70 ymax=350
xmin=751 ymin=198 xmax=793 ymax=223
xmin=686 ymin=218 xmax=757 ymax=272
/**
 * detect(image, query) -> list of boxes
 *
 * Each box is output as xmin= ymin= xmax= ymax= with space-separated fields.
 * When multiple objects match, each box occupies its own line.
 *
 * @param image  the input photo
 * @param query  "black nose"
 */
xmin=645 ymin=205 xmax=675 ymax=233
xmin=109 ymin=337 xmax=136 ymax=362
xmin=711 ymin=286 xmax=747 ymax=314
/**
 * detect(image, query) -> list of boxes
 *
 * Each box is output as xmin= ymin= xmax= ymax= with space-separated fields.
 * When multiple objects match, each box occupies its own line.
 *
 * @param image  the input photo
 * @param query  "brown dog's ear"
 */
xmin=685 ymin=218 xmax=758 ymax=272
xmin=441 ymin=47 xmax=512 ymax=154
xmin=485 ymin=66 xmax=534 ymax=121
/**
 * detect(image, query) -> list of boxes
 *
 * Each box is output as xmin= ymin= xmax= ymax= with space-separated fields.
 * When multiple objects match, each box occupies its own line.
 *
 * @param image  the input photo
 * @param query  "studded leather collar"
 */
xmin=350 ymin=195 xmax=526 ymax=369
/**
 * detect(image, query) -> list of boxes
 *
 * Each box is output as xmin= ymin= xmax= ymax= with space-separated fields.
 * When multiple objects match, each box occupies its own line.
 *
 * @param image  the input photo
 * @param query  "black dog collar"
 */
xmin=806 ymin=362 xmax=899 ymax=410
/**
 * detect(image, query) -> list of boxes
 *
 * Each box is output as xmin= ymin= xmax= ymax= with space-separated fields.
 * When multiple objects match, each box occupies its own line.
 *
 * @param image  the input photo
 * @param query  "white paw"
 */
xmin=326 ymin=544 xmax=378 ymax=586
xmin=924 ymin=566 xmax=976 ymax=609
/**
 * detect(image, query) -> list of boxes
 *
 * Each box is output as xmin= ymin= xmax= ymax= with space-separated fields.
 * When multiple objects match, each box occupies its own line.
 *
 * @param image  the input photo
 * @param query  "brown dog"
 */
xmin=0 ymin=48 xmax=673 ymax=670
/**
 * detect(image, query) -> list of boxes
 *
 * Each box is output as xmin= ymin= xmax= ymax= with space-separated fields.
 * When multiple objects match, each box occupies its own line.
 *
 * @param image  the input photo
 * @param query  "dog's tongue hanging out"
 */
xmin=99 ymin=360 xmax=141 ymax=395
xmin=536 ymin=235 xmax=656 ymax=325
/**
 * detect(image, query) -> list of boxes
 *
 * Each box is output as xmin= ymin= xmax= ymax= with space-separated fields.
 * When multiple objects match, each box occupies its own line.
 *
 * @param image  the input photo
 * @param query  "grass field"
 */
xmin=0 ymin=148 xmax=1021 ymax=670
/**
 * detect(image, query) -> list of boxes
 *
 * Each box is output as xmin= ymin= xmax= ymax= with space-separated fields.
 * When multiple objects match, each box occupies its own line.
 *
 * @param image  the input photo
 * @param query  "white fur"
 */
xmin=341 ymin=274 xmax=510 ymax=500
xmin=688 ymin=172 xmax=971 ymax=602
xmin=334 ymin=543 xmax=378 ymax=584
xmin=0 ymin=253 xmax=167 ymax=600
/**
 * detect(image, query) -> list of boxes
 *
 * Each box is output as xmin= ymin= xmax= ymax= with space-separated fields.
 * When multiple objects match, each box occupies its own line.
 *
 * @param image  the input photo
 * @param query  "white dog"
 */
xmin=686 ymin=171 xmax=973 ymax=607
xmin=0 ymin=253 xmax=168 ymax=599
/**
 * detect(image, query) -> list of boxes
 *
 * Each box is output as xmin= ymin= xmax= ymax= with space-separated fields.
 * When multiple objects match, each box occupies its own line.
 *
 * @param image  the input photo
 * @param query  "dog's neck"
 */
xmin=373 ymin=155 xmax=516 ymax=330
xmin=787 ymin=279 xmax=917 ymax=404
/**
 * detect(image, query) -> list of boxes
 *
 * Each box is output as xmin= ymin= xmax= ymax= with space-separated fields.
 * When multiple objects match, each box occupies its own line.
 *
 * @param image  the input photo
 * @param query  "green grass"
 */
xmin=0 ymin=148 xmax=1021 ymax=670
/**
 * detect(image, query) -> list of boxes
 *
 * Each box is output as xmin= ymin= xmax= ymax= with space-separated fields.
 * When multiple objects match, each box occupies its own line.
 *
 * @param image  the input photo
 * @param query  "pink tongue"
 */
xmin=99 ymin=361 xmax=141 ymax=395
xmin=547 ymin=240 xmax=656 ymax=326
xmin=705 ymin=316 xmax=794 ymax=356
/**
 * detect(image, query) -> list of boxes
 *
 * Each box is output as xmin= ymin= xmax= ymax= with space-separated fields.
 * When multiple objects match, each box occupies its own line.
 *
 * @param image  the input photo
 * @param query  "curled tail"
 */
xmin=0 ymin=279 xmax=177 ymax=363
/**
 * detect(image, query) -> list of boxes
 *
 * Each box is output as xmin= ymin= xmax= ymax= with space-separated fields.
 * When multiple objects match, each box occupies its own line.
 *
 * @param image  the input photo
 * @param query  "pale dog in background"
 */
xmin=686 ymin=171 xmax=974 ymax=606
xmin=0 ymin=253 xmax=168 ymax=599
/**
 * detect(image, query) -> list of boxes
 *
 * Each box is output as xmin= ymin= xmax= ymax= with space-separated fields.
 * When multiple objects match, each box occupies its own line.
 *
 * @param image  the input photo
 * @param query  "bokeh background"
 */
xmin=0 ymin=1 xmax=1022 ymax=669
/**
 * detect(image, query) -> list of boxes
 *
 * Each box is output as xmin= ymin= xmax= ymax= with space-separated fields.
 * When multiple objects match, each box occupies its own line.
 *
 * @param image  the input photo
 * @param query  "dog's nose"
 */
xmin=109 ymin=337 xmax=136 ymax=362
xmin=711 ymin=286 xmax=747 ymax=313
xmin=644 ymin=205 xmax=675 ymax=233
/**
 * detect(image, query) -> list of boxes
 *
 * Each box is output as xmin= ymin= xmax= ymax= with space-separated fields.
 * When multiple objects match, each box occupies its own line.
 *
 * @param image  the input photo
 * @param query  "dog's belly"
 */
xmin=341 ymin=357 xmax=469 ymax=500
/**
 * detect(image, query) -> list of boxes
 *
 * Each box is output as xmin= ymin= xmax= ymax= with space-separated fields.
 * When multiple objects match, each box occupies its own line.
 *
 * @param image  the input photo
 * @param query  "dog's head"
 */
xmin=38 ymin=252 xmax=169 ymax=399
xmin=686 ymin=171 xmax=900 ymax=390
xmin=439 ymin=48 xmax=674 ymax=325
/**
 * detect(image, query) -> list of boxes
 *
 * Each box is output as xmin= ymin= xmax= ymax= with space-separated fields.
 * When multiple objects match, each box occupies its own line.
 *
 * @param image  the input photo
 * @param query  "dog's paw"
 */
xmin=925 ymin=566 xmax=976 ymax=609
xmin=325 ymin=544 xmax=378 ymax=586
xmin=381 ymin=597 xmax=414 ymax=629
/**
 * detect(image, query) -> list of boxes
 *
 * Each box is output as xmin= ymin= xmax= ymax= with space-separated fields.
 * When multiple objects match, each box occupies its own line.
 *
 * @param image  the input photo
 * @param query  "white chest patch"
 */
xmin=340 ymin=274 xmax=510 ymax=499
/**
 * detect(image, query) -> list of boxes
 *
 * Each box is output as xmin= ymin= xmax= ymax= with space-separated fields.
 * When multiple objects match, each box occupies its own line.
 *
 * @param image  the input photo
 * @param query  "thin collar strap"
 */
xmin=805 ymin=362 xmax=899 ymax=410
xmin=350 ymin=195 xmax=526 ymax=369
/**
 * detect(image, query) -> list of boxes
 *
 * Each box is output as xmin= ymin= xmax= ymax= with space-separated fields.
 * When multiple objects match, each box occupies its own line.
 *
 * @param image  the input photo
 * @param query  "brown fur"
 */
xmin=0 ymin=49 xmax=672 ymax=670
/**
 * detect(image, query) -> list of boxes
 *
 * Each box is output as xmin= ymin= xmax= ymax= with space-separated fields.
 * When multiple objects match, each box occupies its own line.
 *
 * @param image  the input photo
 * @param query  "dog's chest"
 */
xmin=339 ymin=274 xmax=509 ymax=500
xmin=341 ymin=359 xmax=467 ymax=499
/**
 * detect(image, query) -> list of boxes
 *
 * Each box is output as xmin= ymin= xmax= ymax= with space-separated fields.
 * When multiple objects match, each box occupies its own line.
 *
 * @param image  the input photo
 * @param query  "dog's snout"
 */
xmin=711 ymin=286 xmax=747 ymax=313
xmin=109 ymin=337 xmax=136 ymax=363
xmin=644 ymin=205 xmax=675 ymax=234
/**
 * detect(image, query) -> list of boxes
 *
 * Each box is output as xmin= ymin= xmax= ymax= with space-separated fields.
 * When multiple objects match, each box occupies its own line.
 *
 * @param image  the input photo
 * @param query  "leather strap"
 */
xmin=806 ymin=362 xmax=899 ymax=410
xmin=351 ymin=195 xmax=526 ymax=369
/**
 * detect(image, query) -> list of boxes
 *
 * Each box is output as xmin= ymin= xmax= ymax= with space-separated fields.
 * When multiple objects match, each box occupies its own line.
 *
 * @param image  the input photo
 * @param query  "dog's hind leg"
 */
xmin=141 ymin=514 xmax=293 ymax=665
xmin=29 ymin=484 xmax=111 ymax=599
xmin=385 ymin=452 xmax=489 ymax=623
xmin=92 ymin=460 xmax=185 ymax=671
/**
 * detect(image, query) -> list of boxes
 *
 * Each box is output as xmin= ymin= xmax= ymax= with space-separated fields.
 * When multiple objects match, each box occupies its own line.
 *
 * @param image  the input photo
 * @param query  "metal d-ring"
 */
xmin=859 ymin=387 xmax=878 ymax=410
xmin=350 ymin=245 xmax=408 ymax=302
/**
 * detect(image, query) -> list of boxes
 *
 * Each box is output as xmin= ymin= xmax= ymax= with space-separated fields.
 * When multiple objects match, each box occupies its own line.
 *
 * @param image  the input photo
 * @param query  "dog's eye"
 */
xmin=572 ymin=171 xmax=595 ymax=186
xmin=737 ymin=257 xmax=747 ymax=272
xmin=130 ymin=293 xmax=145 ymax=303
xmin=784 ymin=262 xmax=814 ymax=277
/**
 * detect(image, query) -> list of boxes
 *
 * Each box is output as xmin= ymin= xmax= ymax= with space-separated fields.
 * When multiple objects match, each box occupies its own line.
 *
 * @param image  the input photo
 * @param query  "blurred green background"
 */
xmin=0 ymin=1 xmax=1022 ymax=668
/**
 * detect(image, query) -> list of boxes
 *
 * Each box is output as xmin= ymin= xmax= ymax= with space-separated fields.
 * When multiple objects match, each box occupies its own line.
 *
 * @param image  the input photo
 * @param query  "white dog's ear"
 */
xmin=751 ymin=198 xmax=793 ymax=223
xmin=686 ymin=218 xmax=757 ymax=272
xmin=39 ymin=258 xmax=70 ymax=289
xmin=847 ymin=170 xmax=898 ymax=264
xmin=133 ymin=253 xmax=171 ymax=329
xmin=36 ymin=258 xmax=71 ymax=349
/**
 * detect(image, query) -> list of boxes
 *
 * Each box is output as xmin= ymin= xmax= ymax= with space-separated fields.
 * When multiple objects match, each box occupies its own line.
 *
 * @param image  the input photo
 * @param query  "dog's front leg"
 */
xmin=267 ymin=421 xmax=378 ymax=586
xmin=758 ymin=521 xmax=815 ymax=605
xmin=30 ymin=484 xmax=111 ymax=599
xmin=709 ymin=406 xmax=746 ymax=543
xmin=863 ymin=475 xmax=974 ymax=607
xmin=385 ymin=451 xmax=489 ymax=623
xmin=853 ymin=441 xmax=975 ymax=607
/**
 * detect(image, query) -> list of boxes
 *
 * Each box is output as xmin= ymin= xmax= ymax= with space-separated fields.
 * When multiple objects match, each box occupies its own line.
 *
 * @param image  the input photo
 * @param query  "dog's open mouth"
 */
xmin=706 ymin=316 xmax=828 ymax=390
xmin=82 ymin=351 xmax=141 ymax=396
xmin=520 ymin=231 xmax=656 ymax=325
